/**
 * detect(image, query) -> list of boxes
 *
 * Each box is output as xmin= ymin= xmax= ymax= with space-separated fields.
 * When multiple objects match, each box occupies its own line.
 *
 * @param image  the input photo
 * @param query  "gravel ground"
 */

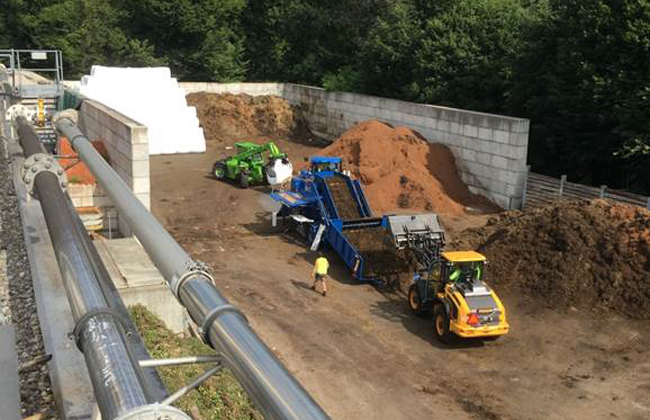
xmin=0 ymin=138 xmax=58 ymax=418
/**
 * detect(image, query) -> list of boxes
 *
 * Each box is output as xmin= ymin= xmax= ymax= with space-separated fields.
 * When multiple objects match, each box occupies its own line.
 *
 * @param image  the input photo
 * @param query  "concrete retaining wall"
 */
xmin=77 ymin=99 xmax=150 ymax=235
xmin=181 ymin=82 xmax=529 ymax=209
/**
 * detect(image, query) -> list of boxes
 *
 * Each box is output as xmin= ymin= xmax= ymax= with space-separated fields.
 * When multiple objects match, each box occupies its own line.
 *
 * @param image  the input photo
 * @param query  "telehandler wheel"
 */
xmin=212 ymin=161 xmax=227 ymax=180
xmin=239 ymin=171 xmax=250 ymax=188
xmin=408 ymin=285 xmax=427 ymax=316
xmin=433 ymin=304 xmax=454 ymax=344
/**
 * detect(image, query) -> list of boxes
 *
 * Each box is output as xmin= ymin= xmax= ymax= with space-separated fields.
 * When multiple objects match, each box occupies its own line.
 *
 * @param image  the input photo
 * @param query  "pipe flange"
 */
xmin=22 ymin=153 xmax=68 ymax=195
xmin=114 ymin=403 xmax=192 ymax=420
xmin=52 ymin=109 xmax=79 ymax=132
xmin=6 ymin=104 xmax=35 ymax=125
xmin=72 ymin=307 xmax=134 ymax=352
xmin=170 ymin=260 xmax=213 ymax=299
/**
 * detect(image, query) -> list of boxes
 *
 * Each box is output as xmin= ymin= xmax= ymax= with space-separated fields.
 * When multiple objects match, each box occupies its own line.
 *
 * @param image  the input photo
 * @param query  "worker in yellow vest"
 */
xmin=312 ymin=252 xmax=330 ymax=296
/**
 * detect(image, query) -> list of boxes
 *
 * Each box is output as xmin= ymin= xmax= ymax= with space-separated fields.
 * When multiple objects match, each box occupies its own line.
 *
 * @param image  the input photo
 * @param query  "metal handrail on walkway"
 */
xmin=55 ymin=112 xmax=331 ymax=420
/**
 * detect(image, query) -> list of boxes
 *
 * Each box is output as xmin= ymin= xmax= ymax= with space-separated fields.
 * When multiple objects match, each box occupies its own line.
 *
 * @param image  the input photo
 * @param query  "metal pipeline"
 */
xmin=55 ymin=114 xmax=332 ymax=420
xmin=13 ymin=116 xmax=183 ymax=420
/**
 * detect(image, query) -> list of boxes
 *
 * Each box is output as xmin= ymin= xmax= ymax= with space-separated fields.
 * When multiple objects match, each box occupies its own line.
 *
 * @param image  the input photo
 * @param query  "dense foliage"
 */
xmin=2 ymin=0 xmax=648 ymax=193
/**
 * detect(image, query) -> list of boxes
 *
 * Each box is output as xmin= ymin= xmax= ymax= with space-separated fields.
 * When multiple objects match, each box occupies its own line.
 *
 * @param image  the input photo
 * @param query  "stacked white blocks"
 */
xmin=80 ymin=66 xmax=205 ymax=155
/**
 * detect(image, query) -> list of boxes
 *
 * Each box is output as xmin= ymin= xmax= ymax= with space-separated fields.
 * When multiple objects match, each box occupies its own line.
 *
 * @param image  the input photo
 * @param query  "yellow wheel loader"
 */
xmin=387 ymin=215 xmax=509 ymax=344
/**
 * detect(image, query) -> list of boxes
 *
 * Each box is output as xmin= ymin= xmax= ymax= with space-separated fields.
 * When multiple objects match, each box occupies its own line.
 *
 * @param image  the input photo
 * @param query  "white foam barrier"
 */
xmin=80 ymin=66 xmax=206 ymax=155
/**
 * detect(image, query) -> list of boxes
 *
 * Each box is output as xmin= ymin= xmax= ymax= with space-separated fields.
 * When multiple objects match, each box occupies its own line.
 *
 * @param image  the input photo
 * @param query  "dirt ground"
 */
xmin=150 ymin=136 xmax=650 ymax=420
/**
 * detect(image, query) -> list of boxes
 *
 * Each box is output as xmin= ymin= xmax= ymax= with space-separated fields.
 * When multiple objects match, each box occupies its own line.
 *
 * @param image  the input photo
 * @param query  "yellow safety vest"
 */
xmin=314 ymin=257 xmax=329 ymax=275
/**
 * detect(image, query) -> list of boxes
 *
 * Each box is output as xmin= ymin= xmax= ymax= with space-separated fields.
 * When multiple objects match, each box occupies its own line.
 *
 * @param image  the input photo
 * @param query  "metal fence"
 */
xmin=523 ymin=169 xmax=650 ymax=210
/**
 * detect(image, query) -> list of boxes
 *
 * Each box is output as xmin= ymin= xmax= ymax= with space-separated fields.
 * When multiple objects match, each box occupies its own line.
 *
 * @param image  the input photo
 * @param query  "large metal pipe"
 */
xmin=55 ymin=115 xmax=331 ymax=420
xmin=13 ymin=116 xmax=174 ymax=420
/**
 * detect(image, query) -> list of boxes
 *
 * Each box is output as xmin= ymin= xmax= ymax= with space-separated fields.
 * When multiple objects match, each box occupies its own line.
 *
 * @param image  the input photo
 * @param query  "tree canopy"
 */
xmin=1 ymin=0 xmax=648 ymax=194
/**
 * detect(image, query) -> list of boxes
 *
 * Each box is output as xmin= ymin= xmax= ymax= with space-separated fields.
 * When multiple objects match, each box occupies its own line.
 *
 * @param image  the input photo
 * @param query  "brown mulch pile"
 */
xmin=319 ymin=120 xmax=499 ymax=216
xmin=450 ymin=199 xmax=650 ymax=318
xmin=186 ymin=92 xmax=310 ymax=140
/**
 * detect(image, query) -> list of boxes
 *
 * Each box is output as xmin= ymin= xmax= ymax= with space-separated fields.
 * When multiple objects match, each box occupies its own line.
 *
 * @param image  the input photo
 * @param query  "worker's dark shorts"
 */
xmin=315 ymin=273 xmax=326 ymax=281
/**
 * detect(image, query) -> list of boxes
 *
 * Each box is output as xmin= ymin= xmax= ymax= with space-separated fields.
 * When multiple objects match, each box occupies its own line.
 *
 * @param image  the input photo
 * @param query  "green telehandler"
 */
xmin=212 ymin=142 xmax=293 ymax=188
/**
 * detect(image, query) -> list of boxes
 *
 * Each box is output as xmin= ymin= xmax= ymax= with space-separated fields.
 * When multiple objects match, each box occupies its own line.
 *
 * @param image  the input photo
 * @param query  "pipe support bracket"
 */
xmin=170 ymin=260 xmax=213 ymax=299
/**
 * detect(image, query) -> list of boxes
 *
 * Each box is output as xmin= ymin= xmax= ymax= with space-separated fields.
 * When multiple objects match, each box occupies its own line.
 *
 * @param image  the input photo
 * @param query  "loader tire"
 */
xmin=212 ymin=161 xmax=227 ymax=180
xmin=408 ymin=285 xmax=427 ymax=317
xmin=433 ymin=304 xmax=454 ymax=344
xmin=239 ymin=171 xmax=250 ymax=189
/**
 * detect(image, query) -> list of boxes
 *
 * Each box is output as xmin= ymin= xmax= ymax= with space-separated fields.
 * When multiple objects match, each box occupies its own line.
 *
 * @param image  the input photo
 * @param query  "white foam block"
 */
xmin=79 ymin=65 xmax=206 ymax=155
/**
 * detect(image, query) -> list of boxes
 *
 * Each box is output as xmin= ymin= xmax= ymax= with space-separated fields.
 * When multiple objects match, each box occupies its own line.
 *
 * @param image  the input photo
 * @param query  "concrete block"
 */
xmin=428 ymin=129 xmax=448 ymax=143
xmin=403 ymin=112 xmax=417 ymax=125
xmin=437 ymin=119 xmax=450 ymax=132
xmin=108 ymin=118 xmax=131 ymax=141
xmin=491 ymin=118 xmax=513 ymax=132
xmin=362 ymin=95 xmax=381 ymax=109
xmin=476 ymin=152 xmax=492 ymax=166
xmin=130 ymin=143 xmax=149 ymax=161
xmin=491 ymin=155 xmax=508 ymax=169
xmin=131 ymin=177 xmax=150 ymax=194
xmin=508 ymin=170 xmax=528 ymax=187
xmin=498 ymin=144 xmax=527 ymax=159
xmin=509 ymin=132 xmax=529 ymax=146
xmin=462 ymin=148 xmax=478 ymax=162
xmin=493 ymin=130 xmax=510 ymax=144
xmin=478 ymin=127 xmax=493 ymax=140
xmin=128 ymin=126 xmax=148 ymax=144
xmin=488 ymin=178 xmax=508 ymax=195
xmin=462 ymin=113 xmax=480 ymax=128
xmin=462 ymin=124 xmax=478 ymax=138
xmin=511 ymin=119 xmax=530 ymax=134
xmin=131 ymin=159 xmax=150 ymax=178
xmin=411 ymin=115 xmax=429 ymax=130
xmin=449 ymin=121 xmax=461 ymax=134
xmin=465 ymin=162 xmax=492 ymax=178
xmin=477 ymin=141 xmax=499 ymax=154
xmin=440 ymin=109 xmax=459 ymax=122
xmin=506 ymin=157 xmax=527 ymax=172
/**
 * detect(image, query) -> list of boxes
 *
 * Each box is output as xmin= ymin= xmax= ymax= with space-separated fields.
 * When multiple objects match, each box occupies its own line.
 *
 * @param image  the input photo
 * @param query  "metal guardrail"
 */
xmin=54 ymin=112 xmax=332 ymax=420
xmin=523 ymin=168 xmax=650 ymax=210
xmin=0 ymin=49 xmax=64 ymax=95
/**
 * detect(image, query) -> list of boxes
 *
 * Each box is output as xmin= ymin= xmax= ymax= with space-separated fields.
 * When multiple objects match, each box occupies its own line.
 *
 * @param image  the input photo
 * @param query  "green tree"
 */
xmin=358 ymin=1 xmax=422 ymax=99
xmin=243 ymin=0 xmax=393 ymax=86
xmin=9 ymin=0 xmax=162 ymax=78
xmin=511 ymin=0 xmax=650 ymax=192
xmin=124 ymin=0 xmax=247 ymax=81
xmin=412 ymin=0 xmax=541 ymax=111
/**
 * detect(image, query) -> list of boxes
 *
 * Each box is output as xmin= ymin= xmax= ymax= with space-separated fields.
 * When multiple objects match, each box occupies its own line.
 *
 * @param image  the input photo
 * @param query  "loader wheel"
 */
xmin=212 ymin=161 xmax=227 ymax=180
xmin=433 ymin=304 xmax=454 ymax=344
xmin=239 ymin=171 xmax=250 ymax=188
xmin=408 ymin=285 xmax=427 ymax=316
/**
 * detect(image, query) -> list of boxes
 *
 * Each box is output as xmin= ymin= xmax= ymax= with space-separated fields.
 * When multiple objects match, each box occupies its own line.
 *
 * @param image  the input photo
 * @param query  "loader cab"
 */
xmin=309 ymin=156 xmax=342 ymax=174
xmin=441 ymin=251 xmax=486 ymax=286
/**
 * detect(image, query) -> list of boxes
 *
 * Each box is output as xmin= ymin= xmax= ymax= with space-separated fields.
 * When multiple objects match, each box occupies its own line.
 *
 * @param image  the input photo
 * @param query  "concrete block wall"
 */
xmin=77 ymin=99 xmax=150 ymax=235
xmin=180 ymin=82 xmax=529 ymax=209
